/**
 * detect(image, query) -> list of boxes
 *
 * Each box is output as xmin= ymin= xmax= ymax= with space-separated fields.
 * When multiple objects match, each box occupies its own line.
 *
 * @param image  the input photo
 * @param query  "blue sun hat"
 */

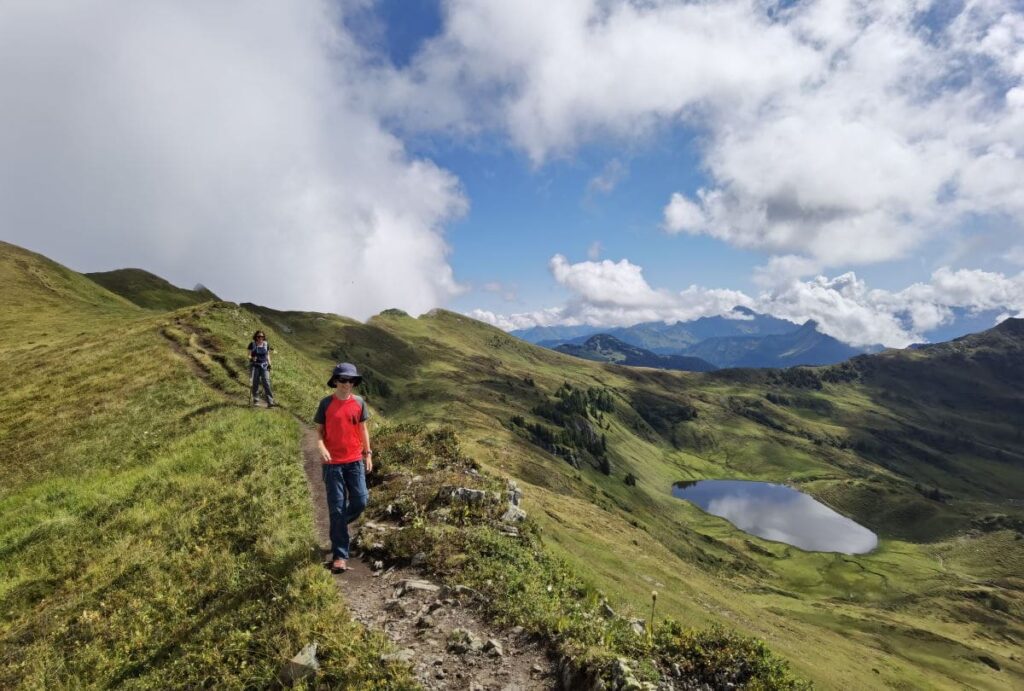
xmin=327 ymin=362 xmax=362 ymax=387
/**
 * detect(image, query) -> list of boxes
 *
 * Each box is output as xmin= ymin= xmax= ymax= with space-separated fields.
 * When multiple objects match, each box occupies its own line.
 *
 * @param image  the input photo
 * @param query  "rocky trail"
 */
xmin=299 ymin=427 xmax=559 ymax=690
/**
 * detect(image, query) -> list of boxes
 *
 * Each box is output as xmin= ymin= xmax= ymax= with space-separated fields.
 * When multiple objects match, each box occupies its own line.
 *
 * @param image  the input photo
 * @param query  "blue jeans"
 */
xmin=322 ymin=461 xmax=368 ymax=560
xmin=250 ymin=365 xmax=274 ymax=403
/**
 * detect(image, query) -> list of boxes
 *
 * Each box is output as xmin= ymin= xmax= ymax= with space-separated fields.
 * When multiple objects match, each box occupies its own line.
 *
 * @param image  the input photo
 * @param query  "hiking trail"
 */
xmin=299 ymin=426 xmax=558 ymax=690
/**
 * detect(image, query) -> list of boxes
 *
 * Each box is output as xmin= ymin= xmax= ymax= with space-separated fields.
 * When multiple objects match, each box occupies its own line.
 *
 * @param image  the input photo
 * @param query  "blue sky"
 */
xmin=359 ymin=1 xmax=740 ymax=311
xmin=352 ymin=0 xmax=1024 ymax=345
xmin=1 ymin=1 xmax=1022 ymax=347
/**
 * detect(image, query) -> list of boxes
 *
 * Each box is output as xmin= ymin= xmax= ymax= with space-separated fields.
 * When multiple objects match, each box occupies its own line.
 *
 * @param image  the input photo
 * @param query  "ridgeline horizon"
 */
xmin=2 ymin=239 xmax=1022 ymax=689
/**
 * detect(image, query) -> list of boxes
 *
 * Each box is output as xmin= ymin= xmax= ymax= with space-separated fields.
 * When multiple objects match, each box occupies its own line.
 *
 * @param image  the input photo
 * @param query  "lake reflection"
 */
xmin=671 ymin=480 xmax=878 ymax=554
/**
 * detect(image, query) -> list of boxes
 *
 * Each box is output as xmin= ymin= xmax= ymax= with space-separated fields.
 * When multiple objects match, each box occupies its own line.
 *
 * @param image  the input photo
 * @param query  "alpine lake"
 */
xmin=671 ymin=480 xmax=878 ymax=554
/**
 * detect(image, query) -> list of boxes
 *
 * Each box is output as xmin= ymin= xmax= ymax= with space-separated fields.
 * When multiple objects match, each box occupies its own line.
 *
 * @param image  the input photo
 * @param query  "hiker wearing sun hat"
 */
xmin=313 ymin=363 xmax=372 ymax=574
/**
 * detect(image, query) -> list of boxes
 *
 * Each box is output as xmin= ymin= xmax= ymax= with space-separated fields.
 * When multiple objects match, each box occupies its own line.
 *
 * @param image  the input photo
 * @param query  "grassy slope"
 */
xmin=249 ymin=304 xmax=1024 ymax=689
xmin=0 ymin=243 xmax=409 ymax=688
xmin=7 ymin=242 xmax=1023 ymax=688
xmin=86 ymin=268 xmax=217 ymax=311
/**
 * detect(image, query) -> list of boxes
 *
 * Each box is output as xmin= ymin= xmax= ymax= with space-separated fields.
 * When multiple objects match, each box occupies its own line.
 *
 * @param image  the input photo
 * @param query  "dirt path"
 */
xmin=299 ymin=427 xmax=558 ymax=690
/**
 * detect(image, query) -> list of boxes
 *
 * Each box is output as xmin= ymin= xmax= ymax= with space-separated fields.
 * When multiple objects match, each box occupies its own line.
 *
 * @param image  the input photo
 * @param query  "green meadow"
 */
xmin=248 ymin=303 xmax=1024 ymax=689
xmin=2 ymin=239 xmax=1023 ymax=688
xmin=0 ymin=244 xmax=409 ymax=688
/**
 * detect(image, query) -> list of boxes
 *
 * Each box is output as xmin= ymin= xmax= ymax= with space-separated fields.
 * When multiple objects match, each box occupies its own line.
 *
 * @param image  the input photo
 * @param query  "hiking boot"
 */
xmin=251 ymin=397 xmax=259 ymax=406
xmin=267 ymin=399 xmax=277 ymax=408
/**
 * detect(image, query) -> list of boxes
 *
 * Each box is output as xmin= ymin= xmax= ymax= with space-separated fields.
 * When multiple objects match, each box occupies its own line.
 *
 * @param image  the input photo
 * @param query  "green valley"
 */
xmin=2 ymin=239 xmax=1022 ymax=689
xmin=246 ymin=301 xmax=1024 ymax=688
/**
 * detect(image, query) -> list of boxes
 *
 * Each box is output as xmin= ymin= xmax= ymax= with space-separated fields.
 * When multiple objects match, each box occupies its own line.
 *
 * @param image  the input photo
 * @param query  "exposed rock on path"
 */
xmin=300 ymin=427 xmax=557 ymax=690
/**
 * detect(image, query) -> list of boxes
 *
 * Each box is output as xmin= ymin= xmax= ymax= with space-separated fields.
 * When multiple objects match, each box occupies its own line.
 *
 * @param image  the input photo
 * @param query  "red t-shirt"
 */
xmin=313 ymin=394 xmax=369 ymax=464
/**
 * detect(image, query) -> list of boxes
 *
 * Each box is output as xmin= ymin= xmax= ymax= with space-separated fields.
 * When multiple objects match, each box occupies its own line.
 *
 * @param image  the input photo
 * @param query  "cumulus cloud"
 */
xmin=0 ymin=1 xmax=466 ymax=318
xmin=549 ymin=254 xmax=673 ymax=308
xmin=474 ymin=255 xmax=1024 ymax=348
xmin=474 ymin=254 xmax=755 ymax=331
xmin=662 ymin=193 xmax=707 ymax=234
xmin=384 ymin=0 xmax=1024 ymax=272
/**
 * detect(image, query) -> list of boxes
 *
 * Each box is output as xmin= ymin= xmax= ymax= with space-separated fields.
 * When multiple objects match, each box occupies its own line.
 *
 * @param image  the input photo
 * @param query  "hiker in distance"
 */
xmin=314 ymin=362 xmax=372 ymax=574
xmin=247 ymin=330 xmax=276 ymax=407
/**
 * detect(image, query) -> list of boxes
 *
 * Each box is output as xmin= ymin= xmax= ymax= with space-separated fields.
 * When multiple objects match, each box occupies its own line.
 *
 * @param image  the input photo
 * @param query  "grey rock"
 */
xmin=531 ymin=664 xmax=544 ymax=674
xmin=498 ymin=525 xmax=520 ymax=537
xmin=509 ymin=625 xmax=525 ymax=637
xmin=277 ymin=642 xmax=319 ymax=686
xmin=438 ymin=486 xmax=488 ymax=505
xmin=397 ymin=579 xmax=441 ymax=597
xmin=612 ymin=657 xmax=644 ymax=691
xmin=501 ymin=505 xmax=527 ymax=523
xmin=447 ymin=627 xmax=483 ymax=654
xmin=384 ymin=598 xmax=409 ymax=616
xmin=483 ymin=638 xmax=504 ymax=657
xmin=507 ymin=480 xmax=524 ymax=506
xmin=600 ymin=600 xmax=616 ymax=618
xmin=380 ymin=648 xmax=416 ymax=665
xmin=629 ymin=618 xmax=646 ymax=636
xmin=416 ymin=614 xmax=436 ymax=629
xmin=435 ymin=669 xmax=446 ymax=679
xmin=411 ymin=551 xmax=427 ymax=566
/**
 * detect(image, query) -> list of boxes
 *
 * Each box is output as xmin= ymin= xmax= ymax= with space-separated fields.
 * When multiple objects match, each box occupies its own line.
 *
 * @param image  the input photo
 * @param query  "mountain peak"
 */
xmin=994 ymin=316 xmax=1024 ymax=338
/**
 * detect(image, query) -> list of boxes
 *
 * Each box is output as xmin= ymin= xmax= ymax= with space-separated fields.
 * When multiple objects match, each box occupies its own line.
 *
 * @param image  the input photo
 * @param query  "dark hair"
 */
xmin=252 ymin=330 xmax=266 ymax=341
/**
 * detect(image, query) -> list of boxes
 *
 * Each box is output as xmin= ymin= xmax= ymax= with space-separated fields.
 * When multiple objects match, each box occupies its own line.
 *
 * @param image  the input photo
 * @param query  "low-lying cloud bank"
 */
xmin=0 ymin=1 xmax=466 ymax=319
xmin=469 ymin=255 xmax=1024 ymax=348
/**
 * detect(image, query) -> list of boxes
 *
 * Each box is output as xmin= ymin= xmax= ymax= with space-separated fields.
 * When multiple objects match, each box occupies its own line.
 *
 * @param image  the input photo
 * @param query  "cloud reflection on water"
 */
xmin=672 ymin=480 xmax=877 ymax=554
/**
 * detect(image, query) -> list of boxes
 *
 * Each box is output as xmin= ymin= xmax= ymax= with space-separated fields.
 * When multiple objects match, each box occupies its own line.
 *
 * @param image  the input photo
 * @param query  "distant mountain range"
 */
xmin=683 ymin=319 xmax=868 ymax=368
xmin=515 ymin=306 xmax=874 ymax=369
xmin=555 ymin=334 xmax=718 ymax=372
xmin=532 ymin=306 xmax=797 ymax=353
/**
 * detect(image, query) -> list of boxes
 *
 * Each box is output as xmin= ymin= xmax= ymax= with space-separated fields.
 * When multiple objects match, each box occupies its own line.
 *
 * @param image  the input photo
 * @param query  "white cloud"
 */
xmin=0 ymin=1 xmax=466 ymax=318
xmin=477 ymin=255 xmax=1024 ymax=348
xmin=662 ymin=193 xmax=707 ymax=234
xmin=549 ymin=253 xmax=672 ymax=308
xmin=761 ymin=273 xmax=919 ymax=347
xmin=473 ymin=254 xmax=755 ymax=330
xmin=753 ymin=255 xmax=824 ymax=287
xmin=385 ymin=0 xmax=1024 ymax=271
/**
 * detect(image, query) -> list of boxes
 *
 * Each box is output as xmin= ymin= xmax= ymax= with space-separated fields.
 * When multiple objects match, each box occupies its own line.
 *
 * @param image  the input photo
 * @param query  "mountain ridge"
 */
xmin=86 ymin=267 xmax=219 ymax=311
xmin=4 ymin=243 xmax=1023 ymax=689
xmin=555 ymin=333 xmax=719 ymax=371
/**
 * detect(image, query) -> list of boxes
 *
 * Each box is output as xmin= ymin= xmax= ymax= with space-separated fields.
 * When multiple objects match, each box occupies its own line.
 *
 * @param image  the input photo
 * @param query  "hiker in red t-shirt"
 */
xmin=313 ymin=362 xmax=372 ymax=573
